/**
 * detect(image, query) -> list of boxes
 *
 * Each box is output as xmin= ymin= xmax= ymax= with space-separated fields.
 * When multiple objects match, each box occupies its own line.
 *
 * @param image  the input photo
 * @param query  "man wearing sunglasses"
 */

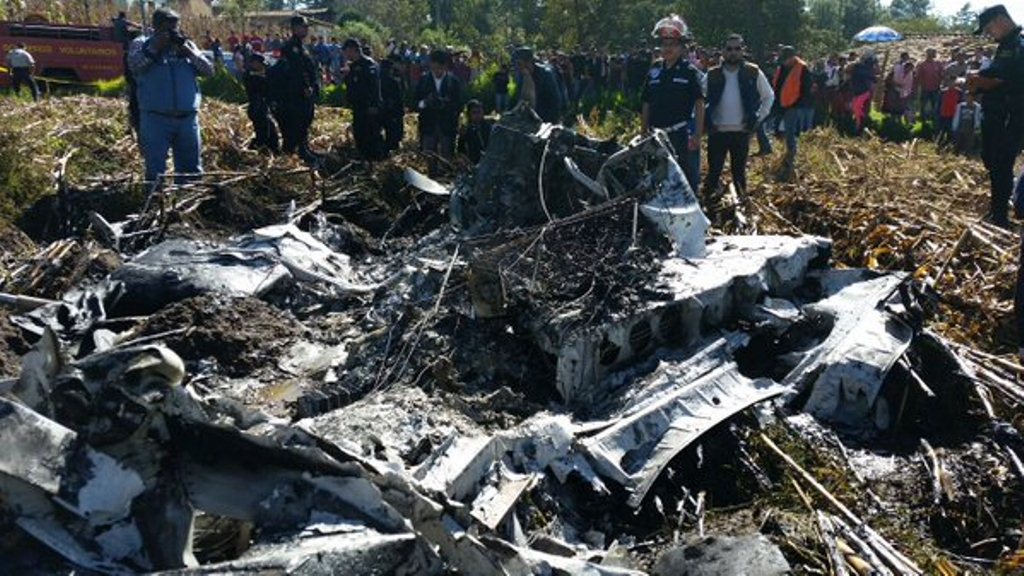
xmin=704 ymin=34 xmax=774 ymax=197
xmin=641 ymin=15 xmax=705 ymax=194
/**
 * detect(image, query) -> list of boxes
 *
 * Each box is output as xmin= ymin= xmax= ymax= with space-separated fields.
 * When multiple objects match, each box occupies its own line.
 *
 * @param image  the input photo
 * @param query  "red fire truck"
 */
xmin=0 ymin=19 xmax=124 ymax=87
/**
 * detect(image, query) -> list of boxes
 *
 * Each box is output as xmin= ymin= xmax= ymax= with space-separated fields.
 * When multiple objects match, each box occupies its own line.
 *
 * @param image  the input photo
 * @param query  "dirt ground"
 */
xmin=0 ymin=309 xmax=30 ymax=379
xmin=138 ymin=294 xmax=304 ymax=378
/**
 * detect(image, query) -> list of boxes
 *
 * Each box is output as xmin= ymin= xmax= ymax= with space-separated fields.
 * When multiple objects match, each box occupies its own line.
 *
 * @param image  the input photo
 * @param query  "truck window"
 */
xmin=9 ymin=23 xmax=103 ymax=41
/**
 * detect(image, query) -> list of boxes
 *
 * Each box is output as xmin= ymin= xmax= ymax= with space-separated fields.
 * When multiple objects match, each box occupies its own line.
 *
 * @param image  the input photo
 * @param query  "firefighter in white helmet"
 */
xmin=641 ymin=14 xmax=705 ymax=194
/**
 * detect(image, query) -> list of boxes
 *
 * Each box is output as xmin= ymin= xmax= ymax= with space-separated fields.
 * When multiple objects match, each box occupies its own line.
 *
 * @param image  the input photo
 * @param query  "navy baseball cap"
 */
xmin=975 ymin=5 xmax=1010 ymax=34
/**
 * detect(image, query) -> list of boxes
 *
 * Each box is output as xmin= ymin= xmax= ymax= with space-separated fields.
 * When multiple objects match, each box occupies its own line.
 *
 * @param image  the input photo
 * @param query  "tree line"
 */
xmin=2 ymin=0 xmax=980 ymax=62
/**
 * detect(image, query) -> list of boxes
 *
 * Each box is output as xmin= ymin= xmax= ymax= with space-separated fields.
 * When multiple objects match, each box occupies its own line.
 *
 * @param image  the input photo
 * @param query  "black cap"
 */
xmin=290 ymin=14 xmax=309 ymax=28
xmin=780 ymin=45 xmax=796 ymax=60
xmin=341 ymin=38 xmax=360 ymax=50
xmin=152 ymin=7 xmax=180 ymax=27
xmin=975 ymin=5 xmax=1010 ymax=34
xmin=512 ymin=46 xmax=534 ymax=63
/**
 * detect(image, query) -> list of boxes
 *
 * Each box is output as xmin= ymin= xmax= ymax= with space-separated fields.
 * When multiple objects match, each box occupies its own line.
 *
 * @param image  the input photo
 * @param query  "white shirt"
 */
xmin=418 ymin=72 xmax=448 ymax=110
xmin=953 ymin=101 xmax=982 ymax=132
xmin=6 ymin=48 xmax=34 ymax=69
xmin=825 ymin=63 xmax=841 ymax=88
xmin=712 ymin=65 xmax=775 ymax=132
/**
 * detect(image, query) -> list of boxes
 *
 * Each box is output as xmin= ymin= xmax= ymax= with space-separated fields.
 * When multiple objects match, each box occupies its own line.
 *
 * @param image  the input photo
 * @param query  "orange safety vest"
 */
xmin=773 ymin=58 xmax=807 ymax=108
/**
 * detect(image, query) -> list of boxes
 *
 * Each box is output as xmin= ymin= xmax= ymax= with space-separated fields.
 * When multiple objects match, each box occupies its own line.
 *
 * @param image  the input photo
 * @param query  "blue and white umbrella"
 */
xmin=853 ymin=26 xmax=904 ymax=43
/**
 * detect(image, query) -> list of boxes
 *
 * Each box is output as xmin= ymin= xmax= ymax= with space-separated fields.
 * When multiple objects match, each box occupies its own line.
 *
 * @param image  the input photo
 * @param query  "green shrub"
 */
xmin=578 ymin=89 xmax=641 ymax=122
xmin=338 ymin=21 xmax=386 ymax=58
xmin=95 ymin=76 xmax=127 ymax=97
xmin=466 ymin=62 xmax=515 ymax=114
xmin=320 ymin=83 xmax=346 ymax=107
xmin=199 ymin=68 xmax=246 ymax=104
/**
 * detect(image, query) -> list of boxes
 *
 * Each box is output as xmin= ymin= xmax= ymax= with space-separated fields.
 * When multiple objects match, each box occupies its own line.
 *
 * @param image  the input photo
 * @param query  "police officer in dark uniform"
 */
xmin=342 ymin=38 xmax=385 ymax=161
xmin=641 ymin=15 xmax=705 ymax=194
xmin=970 ymin=5 xmax=1024 ymax=228
xmin=380 ymin=57 xmax=405 ymax=154
xmin=243 ymin=53 xmax=280 ymax=153
xmin=270 ymin=15 xmax=320 ymax=164
xmin=112 ymin=11 xmax=142 ymax=134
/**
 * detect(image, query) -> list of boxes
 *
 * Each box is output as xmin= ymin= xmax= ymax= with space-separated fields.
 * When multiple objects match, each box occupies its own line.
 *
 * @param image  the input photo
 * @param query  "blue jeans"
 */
xmin=495 ymin=92 xmax=508 ymax=113
xmin=140 ymin=111 xmax=202 ymax=185
xmin=783 ymin=107 xmax=813 ymax=156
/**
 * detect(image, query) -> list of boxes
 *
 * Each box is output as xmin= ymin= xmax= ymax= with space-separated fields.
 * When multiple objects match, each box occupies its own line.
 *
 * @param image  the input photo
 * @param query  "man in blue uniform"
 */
xmin=641 ymin=15 xmax=705 ymax=194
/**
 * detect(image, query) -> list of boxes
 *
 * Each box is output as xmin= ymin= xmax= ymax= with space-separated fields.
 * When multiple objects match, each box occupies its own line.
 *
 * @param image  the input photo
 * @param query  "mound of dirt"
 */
xmin=0 ymin=310 xmax=31 ymax=379
xmin=139 ymin=295 xmax=303 ymax=377
xmin=0 ymin=221 xmax=35 ymax=278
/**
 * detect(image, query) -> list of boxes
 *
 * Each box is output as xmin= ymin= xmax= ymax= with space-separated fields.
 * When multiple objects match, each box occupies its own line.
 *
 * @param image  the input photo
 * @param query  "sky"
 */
xmin=917 ymin=0 xmax=1024 ymax=20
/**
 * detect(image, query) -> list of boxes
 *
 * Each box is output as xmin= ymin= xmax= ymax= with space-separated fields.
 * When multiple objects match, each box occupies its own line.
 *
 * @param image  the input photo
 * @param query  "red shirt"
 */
xmin=916 ymin=60 xmax=944 ymax=92
xmin=227 ymin=35 xmax=239 ymax=49
xmin=940 ymin=87 xmax=962 ymax=119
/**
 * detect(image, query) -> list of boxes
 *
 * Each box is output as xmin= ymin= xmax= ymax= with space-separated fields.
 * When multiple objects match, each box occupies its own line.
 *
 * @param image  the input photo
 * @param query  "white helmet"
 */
xmin=652 ymin=14 xmax=690 ymax=40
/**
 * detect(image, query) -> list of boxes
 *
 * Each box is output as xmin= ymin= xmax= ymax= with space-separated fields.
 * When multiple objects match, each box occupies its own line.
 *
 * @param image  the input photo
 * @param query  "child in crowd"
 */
xmin=457 ymin=99 xmax=493 ymax=164
xmin=952 ymin=90 xmax=982 ymax=155
xmin=938 ymin=78 xmax=964 ymax=143
xmin=243 ymin=54 xmax=280 ymax=154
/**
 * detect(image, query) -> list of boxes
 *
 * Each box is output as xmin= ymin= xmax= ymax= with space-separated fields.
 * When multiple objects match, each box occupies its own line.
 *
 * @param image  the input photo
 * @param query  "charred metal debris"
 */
xmin=1 ymin=106 xmax=1022 ymax=575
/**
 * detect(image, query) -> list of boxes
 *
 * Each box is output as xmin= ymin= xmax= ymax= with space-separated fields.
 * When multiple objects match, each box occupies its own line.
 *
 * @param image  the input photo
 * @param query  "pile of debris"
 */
xmin=734 ymin=129 xmax=1018 ymax=355
xmin=1 ymin=103 xmax=1023 ymax=574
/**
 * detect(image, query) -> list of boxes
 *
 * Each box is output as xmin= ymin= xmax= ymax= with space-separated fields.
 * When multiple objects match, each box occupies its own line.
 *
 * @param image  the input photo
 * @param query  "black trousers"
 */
xmin=247 ymin=101 xmax=280 ymax=153
xmin=276 ymin=99 xmax=315 ymax=158
xmin=981 ymin=111 xmax=1023 ymax=224
xmin=706 ymin=131 xmax=752 ymax=193
xmin=1016 ymin=231 xmax=1024 ymax=351
xmin=383 ymin=114 xmax=404 ymax=153
xmin=353 ymin=111 xmax=385 ymax=160
xmin=11 ymin=68 xmax=39 ymax=101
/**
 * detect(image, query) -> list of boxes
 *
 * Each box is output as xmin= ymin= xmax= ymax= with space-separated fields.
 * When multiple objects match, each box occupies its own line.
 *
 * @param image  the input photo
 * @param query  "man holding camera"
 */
xmin=127 ymin=7 xmax=213 ymax=187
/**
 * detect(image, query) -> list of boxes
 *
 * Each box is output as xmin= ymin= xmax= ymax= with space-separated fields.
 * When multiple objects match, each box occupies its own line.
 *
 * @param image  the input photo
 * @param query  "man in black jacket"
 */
xmin=343 ymin=38 xmax=385 ymax=161
xmin=512 ymin=47 xmax=563 ymax=123
xmin=415 ymin=49 xmax=461 ymax=172
xmin=270 ymin=15 xmax=320 ymax=164
xmin=380 ymin=57 xmax=405 ymax=154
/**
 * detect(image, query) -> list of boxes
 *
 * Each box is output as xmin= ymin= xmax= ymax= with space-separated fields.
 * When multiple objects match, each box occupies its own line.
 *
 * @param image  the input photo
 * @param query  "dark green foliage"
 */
xmin=199 ymin=68 xmax=247 ymax=104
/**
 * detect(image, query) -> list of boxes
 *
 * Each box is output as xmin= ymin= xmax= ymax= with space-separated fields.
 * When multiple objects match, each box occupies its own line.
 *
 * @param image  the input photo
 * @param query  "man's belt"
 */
xmin=146 ymin=110 xmax=197 ymax=119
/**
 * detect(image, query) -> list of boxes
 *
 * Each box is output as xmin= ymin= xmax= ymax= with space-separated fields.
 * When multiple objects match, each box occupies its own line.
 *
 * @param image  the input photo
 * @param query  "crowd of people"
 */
xmin=116 ymin=8 xmax=1022 ymax=214
xmin=5 ymin=5 xmax=1024 ymax=356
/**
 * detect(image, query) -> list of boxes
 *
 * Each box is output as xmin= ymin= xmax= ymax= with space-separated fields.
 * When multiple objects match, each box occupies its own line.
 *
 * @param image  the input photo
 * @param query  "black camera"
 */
xmin=169 ymin=30 xmax=188 ymax=47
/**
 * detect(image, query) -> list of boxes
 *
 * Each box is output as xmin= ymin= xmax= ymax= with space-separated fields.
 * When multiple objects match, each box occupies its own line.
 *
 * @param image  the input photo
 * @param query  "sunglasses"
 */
xmin=725 ymin=46 xmax=743 ymax=52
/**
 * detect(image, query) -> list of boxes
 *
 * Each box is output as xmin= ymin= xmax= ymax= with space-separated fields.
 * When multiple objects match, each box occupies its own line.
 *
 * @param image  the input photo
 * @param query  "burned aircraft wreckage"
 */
xmin=0 ymin=106 xmax=1002 ymax=574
